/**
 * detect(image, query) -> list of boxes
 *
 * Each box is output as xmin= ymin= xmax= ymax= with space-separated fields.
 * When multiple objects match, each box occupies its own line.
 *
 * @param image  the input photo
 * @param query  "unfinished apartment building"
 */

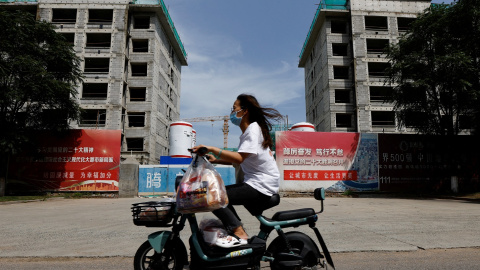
xmin=1 ymin=0 xmax=187 ymax=164
xmin=299 ymin=0 xmax=431 ymax=133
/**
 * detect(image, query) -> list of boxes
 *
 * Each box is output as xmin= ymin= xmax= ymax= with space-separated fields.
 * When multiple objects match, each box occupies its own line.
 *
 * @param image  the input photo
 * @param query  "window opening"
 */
xmin=368 ymin=62 xmax=390 ymax=77
xmin=398 ymin=17 xmax=415 ymax=32
xmin=134 ymin=16 xmax=150 ymax=29
xmin=372 ymin=111 xmax=395 ymax=126
xmin=88 ymin=9 xmax=113 ymax=23
xmin=126 ymin=138 xmax=144 ymax=151
xmin=86 ymin=33 xmax=111 ymax=48
xmin=130 ymin=87 xmax=146 ymax=101
xmin=369 ymin=86 xmax=393 ymax=101
xmin=331 ymin=20 xmax=347 ymax=34
xmin=332 ymin=43 xmax=348 ymax=56
xmin=366 ymin=39 xmax=389 ymax=54
xmin=131 ymin=63 xmax=148 ymax=76
xmin=335 ymin=89 xmax=351 ymax=103
xmin=365 ymin=16 xmax=388 ymax=31
xmin=84 ymin=58 xmax=110 ymax=73
xmin=82 ymin=83 xmax=108 ymax=99
xmin=333 ymin=66 xmax=349 ymax=79
xmin=128 ymin=112 xmax=145 ymax=127
xmin=336 ymin=113 xmax=352 ymax=128
xmin=52 ymin=9 xmax=77 ymax=24
xmin=80 ymin=109 xmax=106 ymax=126
xmin=132 ymin=39 xmax=149 ymax=52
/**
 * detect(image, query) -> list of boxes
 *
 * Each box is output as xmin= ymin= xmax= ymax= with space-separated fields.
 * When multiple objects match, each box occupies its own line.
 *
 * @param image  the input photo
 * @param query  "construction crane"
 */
xmin=181 ymin=115 xmax=230 ymax=148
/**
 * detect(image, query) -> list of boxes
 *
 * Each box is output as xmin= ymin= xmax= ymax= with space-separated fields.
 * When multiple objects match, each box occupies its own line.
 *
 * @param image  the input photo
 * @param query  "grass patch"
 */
xmin=459 ymin=192 xmax=480 ymax=199
xmin=63 ymin=192 xmax=93 ymax=199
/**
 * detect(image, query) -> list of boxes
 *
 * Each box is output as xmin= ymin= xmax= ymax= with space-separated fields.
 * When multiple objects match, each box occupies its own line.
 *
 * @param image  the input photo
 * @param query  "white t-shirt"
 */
xmin=237 ymin=122 xmax=280 ymax=196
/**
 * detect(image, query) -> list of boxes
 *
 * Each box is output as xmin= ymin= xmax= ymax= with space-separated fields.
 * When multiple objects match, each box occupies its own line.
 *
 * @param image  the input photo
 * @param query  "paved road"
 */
xmin=1 ymin=248 xmax=480 ymax=270
xmin=0 ymin=195 xmax=479 ymax=268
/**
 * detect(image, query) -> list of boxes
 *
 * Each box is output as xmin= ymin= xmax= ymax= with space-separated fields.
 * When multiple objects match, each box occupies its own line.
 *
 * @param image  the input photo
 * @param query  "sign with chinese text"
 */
xmin=138 ymin=165 xmax=236 ymax=195
xmin=9 ymin=129 xmax=121 ymax=192
xmin=275 ymin=131 xmax=379 ymax=192
xmin=378 ymin=134 xmax=479 ymax=191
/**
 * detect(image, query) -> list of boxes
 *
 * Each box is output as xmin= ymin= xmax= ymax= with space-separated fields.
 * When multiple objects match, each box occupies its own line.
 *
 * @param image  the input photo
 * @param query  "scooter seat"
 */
xmin=245 ymin=193 xmax=280 ymax=216
xmin=271 ymin=208 xmax=315 ymax=221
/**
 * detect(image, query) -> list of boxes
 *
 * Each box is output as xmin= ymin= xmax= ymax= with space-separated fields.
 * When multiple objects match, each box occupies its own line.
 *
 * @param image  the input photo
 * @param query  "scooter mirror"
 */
xmin=314 ymin=188 xmax=325 ymax=201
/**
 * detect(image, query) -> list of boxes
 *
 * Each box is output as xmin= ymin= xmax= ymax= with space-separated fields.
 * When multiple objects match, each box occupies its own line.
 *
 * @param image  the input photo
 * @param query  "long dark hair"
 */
xmin=237 ymin=94 xmax=283 ymax=149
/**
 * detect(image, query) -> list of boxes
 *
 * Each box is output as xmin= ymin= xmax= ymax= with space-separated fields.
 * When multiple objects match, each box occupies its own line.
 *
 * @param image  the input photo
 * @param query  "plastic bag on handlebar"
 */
xmin=176 ymin=154 xmax=229 ymax=214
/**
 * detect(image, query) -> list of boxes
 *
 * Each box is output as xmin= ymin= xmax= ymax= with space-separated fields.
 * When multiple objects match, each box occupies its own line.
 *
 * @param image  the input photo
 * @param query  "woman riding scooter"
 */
xmin=192 ymin=93 xmax=283 ymax=248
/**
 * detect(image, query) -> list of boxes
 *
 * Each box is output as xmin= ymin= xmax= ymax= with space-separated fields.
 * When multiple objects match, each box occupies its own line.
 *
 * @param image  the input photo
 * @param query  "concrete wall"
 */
xmin=118 ymin=157 xmax=139 ymax=198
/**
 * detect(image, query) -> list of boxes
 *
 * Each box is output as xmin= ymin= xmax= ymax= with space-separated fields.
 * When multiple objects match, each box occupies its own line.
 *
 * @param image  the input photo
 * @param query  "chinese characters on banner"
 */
xmin=9 ymin=129 xmax=121 ymax=192
xmin=276 ymin=131 xmax=480 ymax=192
xmin=275 ymin=131 xmax=379 ymax=192
xmin=138 ymin=165 xmax=237 ymax=195
xmin=377 ymin=134 xmax=479 ymax=191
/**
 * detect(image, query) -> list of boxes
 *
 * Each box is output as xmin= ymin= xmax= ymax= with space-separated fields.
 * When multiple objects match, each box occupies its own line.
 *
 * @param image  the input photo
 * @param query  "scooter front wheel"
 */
xmin=134 ymin=240 xmax=187 ymax=270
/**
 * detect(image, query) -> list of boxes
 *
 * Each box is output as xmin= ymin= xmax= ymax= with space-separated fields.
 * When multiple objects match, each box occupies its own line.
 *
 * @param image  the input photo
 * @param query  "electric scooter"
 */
xmin=131 ymin=151 xmax=335 ymax=270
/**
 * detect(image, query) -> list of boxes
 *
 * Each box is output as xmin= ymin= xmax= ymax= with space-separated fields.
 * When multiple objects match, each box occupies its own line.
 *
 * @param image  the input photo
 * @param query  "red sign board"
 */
xmin=9 ymin=129 xmax=121 ymax=192
xmin=284 ymin=170 xmax=358 ymax=181
xmin=275 ymin=131 xmax=379 ymax=192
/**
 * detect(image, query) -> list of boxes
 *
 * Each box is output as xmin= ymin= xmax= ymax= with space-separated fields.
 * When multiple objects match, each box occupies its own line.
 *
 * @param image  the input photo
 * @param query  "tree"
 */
xmin=0 ymin=9 xmax=83 ymax=195
xmin=386 ymin=0 xmax=480 ymax=136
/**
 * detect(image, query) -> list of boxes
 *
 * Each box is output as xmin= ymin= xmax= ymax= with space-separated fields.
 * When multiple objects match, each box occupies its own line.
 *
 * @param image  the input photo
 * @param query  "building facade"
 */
xmin=1 ymin=0 xmax=187 ymax=164
xmin=299 ymin=0 xmax=431 ymax=133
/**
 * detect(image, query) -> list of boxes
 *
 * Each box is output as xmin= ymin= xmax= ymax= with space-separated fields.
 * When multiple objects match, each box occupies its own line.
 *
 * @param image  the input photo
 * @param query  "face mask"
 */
xmin=230 ymin=109 xmax=243 ymax=126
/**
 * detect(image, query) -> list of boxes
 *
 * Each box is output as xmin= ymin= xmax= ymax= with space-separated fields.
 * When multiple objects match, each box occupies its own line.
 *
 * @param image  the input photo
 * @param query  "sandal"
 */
xmin=215 ymin=235 xmax=248 ymax=248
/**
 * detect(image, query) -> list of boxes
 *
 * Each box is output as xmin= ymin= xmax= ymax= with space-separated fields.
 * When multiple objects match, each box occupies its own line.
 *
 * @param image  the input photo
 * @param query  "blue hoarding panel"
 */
xmin=159 ymin=156 xmax=192 ymax=165
xmin=138 ymin=165 xmax=236 ymax=195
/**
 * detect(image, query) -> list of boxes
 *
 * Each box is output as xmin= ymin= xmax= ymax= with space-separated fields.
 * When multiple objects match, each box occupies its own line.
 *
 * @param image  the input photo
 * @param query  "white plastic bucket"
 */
xmin=290 ymin=122 xmax=315 ymax=132
xmin=169 ymin=121 xmax=194 ymax=158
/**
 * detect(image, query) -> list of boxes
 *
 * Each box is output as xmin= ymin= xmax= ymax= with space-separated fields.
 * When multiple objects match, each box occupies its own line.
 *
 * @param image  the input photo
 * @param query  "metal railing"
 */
xmin=318 ymin=0 xmax=349 ymax=10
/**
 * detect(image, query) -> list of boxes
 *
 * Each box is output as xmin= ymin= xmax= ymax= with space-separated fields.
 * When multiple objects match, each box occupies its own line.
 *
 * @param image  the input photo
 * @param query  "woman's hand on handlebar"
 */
xmin=190 ymin=145 xmax=210 ymax=156
xmin=205 ymin=154 xmax=217 ymax=163
xmin=190 ymin=145 xmax=219 ymax=163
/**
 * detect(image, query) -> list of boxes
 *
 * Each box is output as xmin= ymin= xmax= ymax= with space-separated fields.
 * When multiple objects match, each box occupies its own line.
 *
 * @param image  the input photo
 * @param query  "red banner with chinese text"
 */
xmin=275 ymin=131 xmax=379 ymax=192
xmin=9 ymin=129 xmax=121 ymax=192
xmin=284 ymin=170 xmax=357 ymax=181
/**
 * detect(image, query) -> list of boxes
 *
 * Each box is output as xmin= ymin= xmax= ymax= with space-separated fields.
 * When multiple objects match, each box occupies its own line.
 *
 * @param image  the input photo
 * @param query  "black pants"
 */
xmin=212 ymin=183 xmax=271 ymax=232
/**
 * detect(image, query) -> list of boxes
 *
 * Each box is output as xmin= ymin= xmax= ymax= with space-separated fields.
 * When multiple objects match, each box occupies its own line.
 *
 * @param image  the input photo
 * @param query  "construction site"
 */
xmin=299 ymin=0 xmax=434 ymax=133
xmin=1 ymin=0 xmax=188 ymax=165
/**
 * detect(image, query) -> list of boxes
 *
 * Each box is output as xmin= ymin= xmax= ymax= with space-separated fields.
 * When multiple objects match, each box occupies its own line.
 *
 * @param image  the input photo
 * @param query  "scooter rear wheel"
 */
xmin=134 ymin=240 xmax=186 ymax=270
xmin=267 ymin=232 xmax=322 ymax=270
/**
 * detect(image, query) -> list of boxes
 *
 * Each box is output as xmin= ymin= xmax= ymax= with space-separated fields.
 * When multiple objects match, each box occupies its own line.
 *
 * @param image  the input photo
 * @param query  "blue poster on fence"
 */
xmin=138 ymin=165 xmax=236 ymax=195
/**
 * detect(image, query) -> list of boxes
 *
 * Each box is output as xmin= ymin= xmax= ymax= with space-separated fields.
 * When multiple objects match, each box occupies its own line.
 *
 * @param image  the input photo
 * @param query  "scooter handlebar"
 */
xmin=188 ymin=147 xmax=209 ymax=156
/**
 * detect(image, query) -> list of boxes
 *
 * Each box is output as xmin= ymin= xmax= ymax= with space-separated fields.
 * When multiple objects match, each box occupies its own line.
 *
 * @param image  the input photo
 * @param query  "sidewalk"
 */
xmin=0 ymin=195 xmax=479 ymax=257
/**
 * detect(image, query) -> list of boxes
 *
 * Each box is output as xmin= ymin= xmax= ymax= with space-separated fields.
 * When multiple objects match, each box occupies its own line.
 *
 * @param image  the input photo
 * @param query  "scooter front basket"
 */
xmin=131 ymin=201 xmax=176 ymax=227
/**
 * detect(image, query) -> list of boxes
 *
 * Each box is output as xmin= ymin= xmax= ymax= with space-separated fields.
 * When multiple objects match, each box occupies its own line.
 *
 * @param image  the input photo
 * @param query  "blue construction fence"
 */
xmin=138 ymin=164 xmax=236 ymax=196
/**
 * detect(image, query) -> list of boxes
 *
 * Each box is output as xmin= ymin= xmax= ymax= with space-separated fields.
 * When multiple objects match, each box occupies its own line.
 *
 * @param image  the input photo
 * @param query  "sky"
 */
xmin=163 ymin=0 xmax=455 ymax=150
